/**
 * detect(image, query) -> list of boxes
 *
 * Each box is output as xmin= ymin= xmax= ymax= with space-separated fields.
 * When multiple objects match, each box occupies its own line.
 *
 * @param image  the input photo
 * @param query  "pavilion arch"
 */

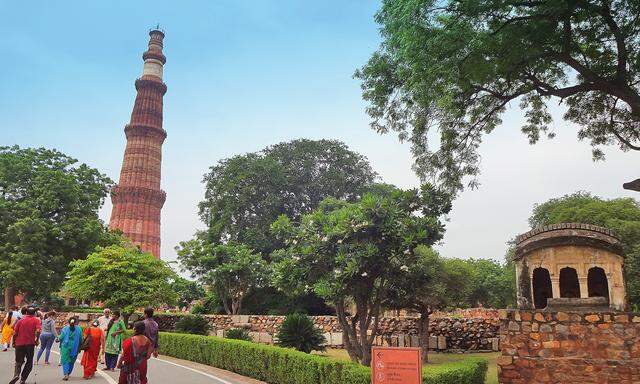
xmin=514 ymin=223 xmax=626 ymax=311
xmin=532 ymin=267 xmax=552 ymax=309
xmin=559 ymin=267 xmax=581 ymax=298
xmin=588 ymin=266 xmax=610 ymax=303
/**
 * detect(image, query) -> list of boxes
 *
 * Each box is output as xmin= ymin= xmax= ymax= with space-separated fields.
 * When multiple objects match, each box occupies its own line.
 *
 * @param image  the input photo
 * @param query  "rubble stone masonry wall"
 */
xmin=498 ymin=309 xmax=640 ymax=384
xmin=37 ymin=308 xmax=501 ymax=352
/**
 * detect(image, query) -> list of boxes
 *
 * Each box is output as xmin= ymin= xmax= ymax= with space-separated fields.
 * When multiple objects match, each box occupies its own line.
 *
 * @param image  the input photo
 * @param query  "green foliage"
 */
xmin=275 ymin=313 xmax=326 ymax=353
xmin=63 ymin=243 xmax=177 ymax=314
xmin=191 ymin=292 xmax=224 ymax=315
xmin=175 ymin=315 xmax=211 ymax=335
xmin=527 ymin=192 xmax=640 ymax=307
xmin=197 ymin=139 xmax=377 ymax=256
xmin=182 ymin=139 xmax=378 ymax=316
xmin=272 ymin=186 xmax=451 ymax=365
xmin=241 ymin=288 xmax=335 ymax=316
xmin=60 ymin=306 xmax=103 ymax=313
xmin=388 ymin=247 xmax=463 ymax=312
xmin=177 ymin=242 xmax=267 ymax=315
xmin=36 ymin=294 xmax=66 ymax=310
xmin=357 ymin=1 xmax=640 ymax=193
xmin=225 ymin=328 xmax=252 ymax=342
xmin=170 ymin=277 xmax=205 ymax=309
xmin=0 ymin=146 xmax=113 ymax=299
xmin=464 ymin=258 xmax=516 ymax=309
xmin=156 ymin=332 xmax=487 ymax=384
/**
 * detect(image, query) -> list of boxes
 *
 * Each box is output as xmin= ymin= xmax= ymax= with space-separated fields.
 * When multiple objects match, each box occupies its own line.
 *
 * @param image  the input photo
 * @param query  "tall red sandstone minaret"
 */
xmin=110 ymin=28 xmax=167 ymax=259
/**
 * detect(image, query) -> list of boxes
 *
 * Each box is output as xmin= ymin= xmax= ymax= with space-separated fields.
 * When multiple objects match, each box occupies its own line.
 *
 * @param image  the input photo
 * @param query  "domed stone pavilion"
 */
xmin=513 ymin=223 xmax=626 ymax=311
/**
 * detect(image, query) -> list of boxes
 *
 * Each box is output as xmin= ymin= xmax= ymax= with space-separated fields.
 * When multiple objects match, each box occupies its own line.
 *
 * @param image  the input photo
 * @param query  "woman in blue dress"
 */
xmin=57 ymin=317 xmax=83 ymax=381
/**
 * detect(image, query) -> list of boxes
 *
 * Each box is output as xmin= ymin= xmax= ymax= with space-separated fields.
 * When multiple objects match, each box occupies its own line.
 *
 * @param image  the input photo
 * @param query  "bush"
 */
xmin=276 ymin=313 xmax=326 ymax=353
xmin=175 ymin=315 xmax=211 ymax=335
xmin=225 ymin=328 xmax=252 ymax=341
xmin=191 ymin=293 xmax=224 ymax=315
xmin=156 ymin=332 xmax=488 ymax=384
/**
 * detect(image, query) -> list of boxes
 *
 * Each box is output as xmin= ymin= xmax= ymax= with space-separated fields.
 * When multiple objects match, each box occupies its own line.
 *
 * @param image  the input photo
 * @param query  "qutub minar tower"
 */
xmin=109 ymin=28 xmax=167 ymax=259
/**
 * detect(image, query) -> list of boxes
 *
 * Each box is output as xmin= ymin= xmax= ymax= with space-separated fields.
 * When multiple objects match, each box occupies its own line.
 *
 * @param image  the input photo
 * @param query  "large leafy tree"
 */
xmin=176 ymin=241 xmax=268 ymax=315
xmin=170 ymin=276 xmax=206 ymax=309
xmin=464 ymin=258 xmax=517 ymax=309
xmin=271 ymin=186 xmax=451 ymax=366
xmin=197 ymin=139 xmax=377 ymax=256
xmin=357 ymin=0 xmax=640 ymax=193
xmin=386 ymin=247 xmax=470 ymax=362
xmin=64 ymin=243 xmax=177 ymax=317
xmin=0 ymin=146 xmax=113 ymax=307
xmin=527 ymin=191 xmax=640 ymax=308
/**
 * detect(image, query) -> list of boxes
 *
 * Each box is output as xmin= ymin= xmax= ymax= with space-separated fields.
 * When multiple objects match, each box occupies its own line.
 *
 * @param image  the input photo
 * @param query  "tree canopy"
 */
xmin=357 ymin=0 xmax=640 ymax=193
xmin=64 ymin=242 xmax=177 ymax=314
xmin=271 ymin=186 xmax=451 ymax=365
xmin=197 ymin=139 xmax=377 ymax=255
xmin=527 ymin=191 xmax=640 ymax=308
xmin=170 ymin=276 xmax=206 ymax=309
xmin=176 ymin=241 xmax=268 ymax=315
xmin=463 ymin=258 xmax=517 ymax=309
xmin=0 ymin=146 xmax=113 ymax=305
xmin=386 ymin=247 xmax=468 ymax=361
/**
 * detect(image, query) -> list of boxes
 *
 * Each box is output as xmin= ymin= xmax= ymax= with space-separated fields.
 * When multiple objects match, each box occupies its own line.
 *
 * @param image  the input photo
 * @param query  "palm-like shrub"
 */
xmin=175 ymin=315 xmax=211 ymax=335
xmin=276 ymin=313 xmax=326 ymax=353
xmin=225 ymin=328 xmax=253 ymax=341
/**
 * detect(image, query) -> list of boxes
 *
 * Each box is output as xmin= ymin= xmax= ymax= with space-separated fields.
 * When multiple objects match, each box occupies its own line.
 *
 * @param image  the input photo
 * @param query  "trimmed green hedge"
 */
xmin=156 ymin=332 xmax=487 ymax=384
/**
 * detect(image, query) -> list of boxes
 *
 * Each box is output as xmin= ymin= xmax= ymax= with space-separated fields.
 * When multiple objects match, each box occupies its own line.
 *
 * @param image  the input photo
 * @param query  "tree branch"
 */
xmin=574 ymin=0 xmax=628 ymax=83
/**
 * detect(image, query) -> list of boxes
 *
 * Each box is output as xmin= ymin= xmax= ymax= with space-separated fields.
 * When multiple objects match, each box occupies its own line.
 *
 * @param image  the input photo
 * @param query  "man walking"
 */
xmin=10 ymin=307 xmax=41 ymax=384
xmin=143 ymin=308 xmax=159 ymax=358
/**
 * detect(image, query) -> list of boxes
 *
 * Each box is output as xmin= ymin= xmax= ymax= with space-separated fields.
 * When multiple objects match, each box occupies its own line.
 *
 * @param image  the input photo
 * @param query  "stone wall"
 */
xmin=12 ymin=309 xmax=500 ymax=352
xmin=498 ymin=309 xmax=640 ymax=383
xmin=150 ymin=310 xmax=501 ymax=351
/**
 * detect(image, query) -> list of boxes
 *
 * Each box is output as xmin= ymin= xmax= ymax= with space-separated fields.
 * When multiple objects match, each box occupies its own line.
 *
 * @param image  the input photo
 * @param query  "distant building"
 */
xmin=109 ymin=28 xmax=168 ymax=259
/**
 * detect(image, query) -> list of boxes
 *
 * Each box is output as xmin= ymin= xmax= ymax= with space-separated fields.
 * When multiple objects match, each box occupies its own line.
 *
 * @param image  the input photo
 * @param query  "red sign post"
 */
xmin=371 ymin=347 xmax=422 ymax=384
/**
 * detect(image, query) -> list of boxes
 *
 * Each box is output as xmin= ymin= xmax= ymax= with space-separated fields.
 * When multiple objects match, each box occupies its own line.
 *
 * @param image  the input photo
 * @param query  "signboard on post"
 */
xmin=371 ymin=346 xmax=422 ymax=384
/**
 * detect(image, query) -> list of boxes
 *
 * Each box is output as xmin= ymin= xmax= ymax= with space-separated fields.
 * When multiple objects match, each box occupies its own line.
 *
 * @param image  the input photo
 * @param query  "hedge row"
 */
xmin=156 ymin=332 xmax=488 ymax=384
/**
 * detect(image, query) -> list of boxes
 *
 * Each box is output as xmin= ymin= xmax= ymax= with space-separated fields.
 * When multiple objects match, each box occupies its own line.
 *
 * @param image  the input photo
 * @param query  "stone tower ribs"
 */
xmin=109 ymin=29 xmax=167 ymax=259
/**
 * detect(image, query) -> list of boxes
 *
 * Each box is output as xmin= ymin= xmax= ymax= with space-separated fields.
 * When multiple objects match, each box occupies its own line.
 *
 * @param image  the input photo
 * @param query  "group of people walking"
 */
xmin=1 ymin=306 xmax=159 ymax=384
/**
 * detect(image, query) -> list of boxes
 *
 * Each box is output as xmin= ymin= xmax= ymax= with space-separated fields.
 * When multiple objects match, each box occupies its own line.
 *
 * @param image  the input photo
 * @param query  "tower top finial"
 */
xmin=149 ymin=24 xmax=165 ymax=38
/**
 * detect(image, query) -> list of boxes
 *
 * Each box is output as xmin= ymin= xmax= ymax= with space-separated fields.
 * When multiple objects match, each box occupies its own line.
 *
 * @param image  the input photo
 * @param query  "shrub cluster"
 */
xmin=276 ymin=313 xmax=326 ymax=353
xmin=225 ymin=328 xmax=252 ymax=341
xmin=175 ymin=315 xmax=211 ymax=335
xmin=157 ymin=332 xmax=487 ymax=384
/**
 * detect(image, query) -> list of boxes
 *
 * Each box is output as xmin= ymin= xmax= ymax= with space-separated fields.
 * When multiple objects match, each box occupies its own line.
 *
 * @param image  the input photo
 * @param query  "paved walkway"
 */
xmin=0 ymin=345 xmax=264 ymax=384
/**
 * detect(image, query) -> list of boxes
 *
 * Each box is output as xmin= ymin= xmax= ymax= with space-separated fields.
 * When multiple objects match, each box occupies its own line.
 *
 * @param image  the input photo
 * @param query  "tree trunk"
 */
xmin=4 ymin=287 xmax=15 ymax=309
xmin=123 ymin=312 xmax=131 ymax=328
xmin=231 ymin=298 xmax=241 ymax=315
xmin=418 ymin=311 xmax=430 ymax=363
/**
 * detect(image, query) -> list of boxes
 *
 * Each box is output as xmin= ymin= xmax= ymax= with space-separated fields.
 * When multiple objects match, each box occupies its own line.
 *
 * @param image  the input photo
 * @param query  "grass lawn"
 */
xmin=315 ymin=349 xmax=499 ymax=384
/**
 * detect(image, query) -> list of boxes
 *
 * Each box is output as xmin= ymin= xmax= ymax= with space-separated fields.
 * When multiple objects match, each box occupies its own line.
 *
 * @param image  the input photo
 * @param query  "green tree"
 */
xmin=386 ymin=247 xmax=471 ymax=362
xmin=527 ymin=192 xmax=640 ymax=308
xmin=198 ymin=139 xmax=377 ymax=256
xmin=63 ymin=243 xmax=177 ymax=319
xmin=176 ymin=242 xmax=268 ymax=315
xmin=0 ymin=146 xmax=113 ymax=307
xmin=271 ymin=186 xmax=451 ymax=366
xmin=464 ymin=258 xmax=517 ymax=309
xmin=357 ymin=0 xmax=640 ymax=193
xmin=170 ymin=276 xmax=206 ymax=309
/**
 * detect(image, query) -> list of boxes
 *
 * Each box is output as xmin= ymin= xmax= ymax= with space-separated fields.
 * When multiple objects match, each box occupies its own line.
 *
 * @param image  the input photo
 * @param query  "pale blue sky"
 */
xmin=1 ymin=1 xmax=637 ymax=264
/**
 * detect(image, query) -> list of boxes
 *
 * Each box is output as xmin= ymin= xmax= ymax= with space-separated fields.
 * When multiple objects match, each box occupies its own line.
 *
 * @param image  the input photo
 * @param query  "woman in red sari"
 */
xmin=117 ymin=321 xmax=152 ymax=384
xmin=81 ymin=320 xmax=105 ymax=379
